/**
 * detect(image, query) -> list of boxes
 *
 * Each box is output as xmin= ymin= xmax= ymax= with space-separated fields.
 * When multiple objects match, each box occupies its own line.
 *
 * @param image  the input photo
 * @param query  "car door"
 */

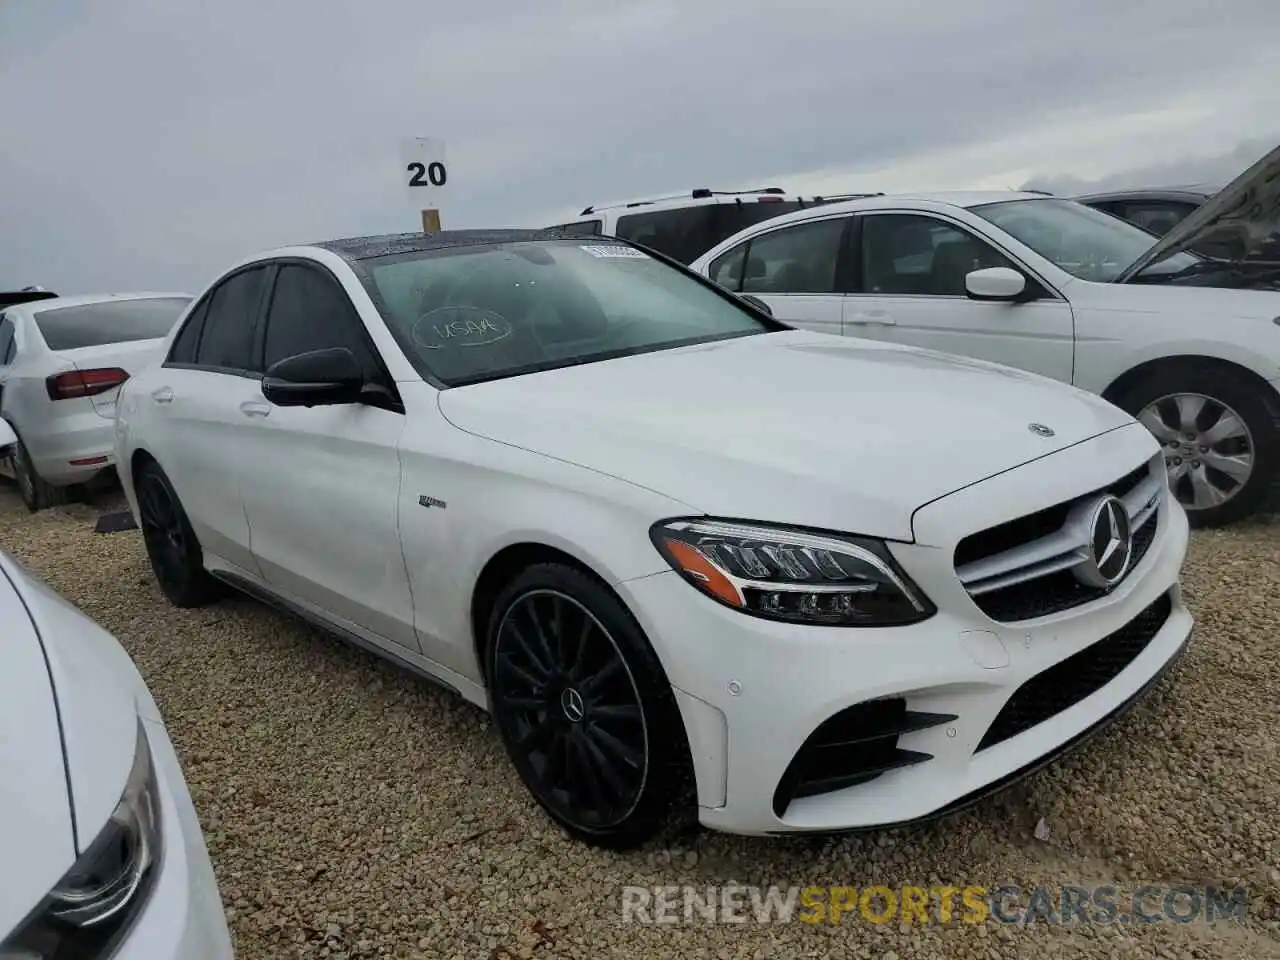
xmin=704 ymin=215 xmax=852 ymax=335
xmin=236 ymin=260 xmax=418 ymax=653
xmin=145 ymin=265 xmax=270 ymax=573
xmin=847 ymin=211 xmax=1075 ymax=384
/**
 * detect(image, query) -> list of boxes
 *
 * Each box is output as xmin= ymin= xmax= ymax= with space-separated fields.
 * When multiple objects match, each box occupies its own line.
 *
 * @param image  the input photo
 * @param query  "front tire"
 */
xmin=1116 ymin=367 xmax=1279 ymax=527
xmin=135 ymin=460 xmax=224 ymax=607
xmin=485 ymin=562 xmax=693 ymax=850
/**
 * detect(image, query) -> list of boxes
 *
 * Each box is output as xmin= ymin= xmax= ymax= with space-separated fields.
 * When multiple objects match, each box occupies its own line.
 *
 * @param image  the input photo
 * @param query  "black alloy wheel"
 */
xmin=487 ymin=563 xmax=692 ymax=849
xmin=135 ymin=460 xmax=223 ymax=607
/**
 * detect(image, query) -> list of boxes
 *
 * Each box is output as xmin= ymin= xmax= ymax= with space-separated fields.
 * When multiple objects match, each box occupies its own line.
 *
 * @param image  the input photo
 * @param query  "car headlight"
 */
xmin=1 ymin=719 xmax=162 ymax=959
xmin=650 ymin=518 xmax=935 ymax=626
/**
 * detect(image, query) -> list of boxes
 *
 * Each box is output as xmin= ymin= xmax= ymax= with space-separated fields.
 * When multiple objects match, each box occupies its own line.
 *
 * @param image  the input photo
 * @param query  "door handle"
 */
xmin=847 ymin=312 xmax=897 ymax=326
xmin=239 ymin=400 xmax=271 ymax=418
xmin=151 ymin=387 xmax=174 ymax=404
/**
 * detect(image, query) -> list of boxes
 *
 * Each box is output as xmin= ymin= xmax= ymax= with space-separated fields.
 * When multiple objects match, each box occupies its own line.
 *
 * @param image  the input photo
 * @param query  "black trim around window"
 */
xmin=707 ymin=214 xmax=859 ymax=297
xmin=163 ymin=263 xmax=271 ymax=376
xmin=253 ymin=258 xmax=404 ymax=413
xmin=162 ymin=259 xmax=403 ymax=411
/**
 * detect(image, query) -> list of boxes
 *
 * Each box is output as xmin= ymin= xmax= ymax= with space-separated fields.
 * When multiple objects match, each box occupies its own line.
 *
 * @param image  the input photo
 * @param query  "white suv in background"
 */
xmin=0 ymin=293 xmax=191 ymax=511
xmin=689 ymin=145 xmax=1280 ymax=527
xmin=547 ymin=186 xmax=875 ymax=265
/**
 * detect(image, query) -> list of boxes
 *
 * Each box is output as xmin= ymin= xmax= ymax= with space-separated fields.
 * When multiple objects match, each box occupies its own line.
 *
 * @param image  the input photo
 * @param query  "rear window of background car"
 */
xmin=34 ymin=297 xmax=191 ymax=351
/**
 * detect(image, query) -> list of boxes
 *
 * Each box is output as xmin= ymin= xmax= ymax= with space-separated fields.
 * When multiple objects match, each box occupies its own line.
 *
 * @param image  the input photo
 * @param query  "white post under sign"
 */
xmin=401 ymin=137 xmax=448 ymax=232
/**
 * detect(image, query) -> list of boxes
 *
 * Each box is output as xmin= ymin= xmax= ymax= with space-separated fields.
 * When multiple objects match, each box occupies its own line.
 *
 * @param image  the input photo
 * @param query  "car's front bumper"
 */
xmin=113 ymin=709 xmax=234 ymax=959
xmin=618 ymin=481 xmax=1191 ymax=837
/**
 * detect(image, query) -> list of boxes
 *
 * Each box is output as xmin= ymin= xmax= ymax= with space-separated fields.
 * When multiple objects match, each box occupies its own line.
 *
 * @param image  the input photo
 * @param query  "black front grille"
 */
xmin=955 ymin=463 xmax=1148 ymax=568
xmin=772 ymin=698 xmax=955 ymax=817
xmin=977 ymin=590 xmax=1173 ymax=752
xmin=970 ymin=509 xmax=1159 ymax=622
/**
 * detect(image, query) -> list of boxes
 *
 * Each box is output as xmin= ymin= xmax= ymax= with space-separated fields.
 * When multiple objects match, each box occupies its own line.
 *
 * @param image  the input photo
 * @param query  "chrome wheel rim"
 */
xmin=491 ymin=589 xmax=649 ymax=831
xmin=1138 ymin=392 xmax=1255 ymax=512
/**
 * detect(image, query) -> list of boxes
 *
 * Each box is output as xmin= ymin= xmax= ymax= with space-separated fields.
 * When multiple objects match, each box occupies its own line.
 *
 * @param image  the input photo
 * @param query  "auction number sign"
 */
xmin=401 ymin=137 xmax=448 ymax=207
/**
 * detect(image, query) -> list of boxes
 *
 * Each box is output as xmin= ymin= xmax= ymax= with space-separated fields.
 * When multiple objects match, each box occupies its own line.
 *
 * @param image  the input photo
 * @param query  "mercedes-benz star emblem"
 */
xmin=560 ymin=687 xmax=585 ymax=723
xmin=1073 ymin=495 xmax=1133 ymax=589
xmin=1028 ymin=423 xmax=1055 ymax=438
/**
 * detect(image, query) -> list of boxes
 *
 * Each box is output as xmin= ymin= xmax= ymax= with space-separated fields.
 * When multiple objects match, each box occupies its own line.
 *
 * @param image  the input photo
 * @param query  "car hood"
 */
xmin=0 ymin=560 xmax=76 ymax=934
xmin=437 ymin=330 xmax=1134 ymax=542
xmin=0 ymin=553 xmax=139 ymax=935
xmin=1119 ymin=141 xmax=1280 ymax=281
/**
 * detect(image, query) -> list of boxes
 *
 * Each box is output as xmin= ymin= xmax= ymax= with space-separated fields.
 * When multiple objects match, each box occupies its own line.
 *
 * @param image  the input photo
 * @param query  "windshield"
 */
xmin=34 ymin=297 xmax=191 ymax=350
xmin=971 ymin=198 xmax=1200 ymax=282
xmin=354 ymin=239 xmax=772 ymax=386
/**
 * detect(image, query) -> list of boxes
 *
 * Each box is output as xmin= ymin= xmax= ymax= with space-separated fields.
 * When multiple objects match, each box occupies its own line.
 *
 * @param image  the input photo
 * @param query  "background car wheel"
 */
xmin=9 ymin=430 xmax=67 ymax=513
xmin=135 ymin=460 xmax=224 ymax=607
xmin=486 ymin=562 xmax=693 ymax=850
xmin=1117 ymin=368 xmax=1279 ymax=527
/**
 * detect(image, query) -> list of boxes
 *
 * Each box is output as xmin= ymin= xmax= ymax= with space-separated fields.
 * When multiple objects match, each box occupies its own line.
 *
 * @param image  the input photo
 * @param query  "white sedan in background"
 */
xmin=0 ymin=422 xmax=232 ymax=959
xmin=0 ymin=293 xmax=191 ymax=512
xmin=115 ymin=230 xmax=1191 ymax=847
xmin=690 ymin=143 xmax=1280 ymax=528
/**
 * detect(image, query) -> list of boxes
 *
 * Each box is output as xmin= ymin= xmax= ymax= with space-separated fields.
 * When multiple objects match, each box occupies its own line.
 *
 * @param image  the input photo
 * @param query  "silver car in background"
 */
xmin=0 ymin=293 xmax=191 ymax=511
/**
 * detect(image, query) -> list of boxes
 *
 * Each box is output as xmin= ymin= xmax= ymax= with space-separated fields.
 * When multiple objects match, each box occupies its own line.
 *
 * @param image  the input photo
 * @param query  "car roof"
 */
xmin=1076 ymin=184 xmax=1219 ymax=202
xmin=22 ymin=292 xmax=192 ymax=315
xmin=705 ymin=190 xmax=1049 ymax=235
xmin=314 ymin=229 xmax=559 ymax=262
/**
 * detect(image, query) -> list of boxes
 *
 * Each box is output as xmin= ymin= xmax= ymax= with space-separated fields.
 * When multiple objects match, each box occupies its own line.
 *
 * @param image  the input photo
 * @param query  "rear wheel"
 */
xmin=1116 ymin=368 xmax=1278 ymax=527
xmin=486 ymin=562 xmax=692 ymax=849
xmin=9 ymin=431 xmax=66 ymax=513
xmin=135 ymin=460 xmax=224 ymax=607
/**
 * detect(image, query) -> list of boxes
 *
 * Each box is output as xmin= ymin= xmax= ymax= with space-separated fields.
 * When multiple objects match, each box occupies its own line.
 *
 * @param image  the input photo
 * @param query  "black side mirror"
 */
xmin=740 ymin=293 xmax=773 ymax=316
xmin=262 ymin=347 xmax=364 ymax=407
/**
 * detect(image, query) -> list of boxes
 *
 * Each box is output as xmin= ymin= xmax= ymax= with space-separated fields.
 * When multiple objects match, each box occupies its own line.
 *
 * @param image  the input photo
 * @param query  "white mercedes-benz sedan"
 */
xmin=114 ymin=230 xmax=1193 ymax=848
xmin=0 ymin=423 xmax=232 ymax=958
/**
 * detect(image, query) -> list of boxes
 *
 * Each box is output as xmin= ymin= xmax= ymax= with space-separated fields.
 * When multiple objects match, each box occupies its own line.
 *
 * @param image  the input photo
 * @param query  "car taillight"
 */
xmin=46 ymin=367 xmax=130 ymax=401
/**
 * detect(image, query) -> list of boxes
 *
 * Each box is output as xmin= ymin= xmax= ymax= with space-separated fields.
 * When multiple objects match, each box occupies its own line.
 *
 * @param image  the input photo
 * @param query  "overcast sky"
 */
xmin=2 ymin=1 xmax=1278 ymax=293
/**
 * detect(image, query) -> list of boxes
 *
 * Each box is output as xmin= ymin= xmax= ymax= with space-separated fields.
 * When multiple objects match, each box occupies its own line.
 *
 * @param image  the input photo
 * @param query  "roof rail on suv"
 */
xmin=581 ymin=187 xmax=789 ymax=216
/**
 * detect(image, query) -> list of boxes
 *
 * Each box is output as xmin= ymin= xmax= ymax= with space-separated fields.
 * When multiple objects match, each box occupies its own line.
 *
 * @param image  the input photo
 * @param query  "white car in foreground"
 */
xmin=690 ymin=143 xmax=1280 ymax=528
xmin=0 ymin=293 xmax=191 ymax=512
xmin=0 ymin=423 xmax=232 ymax=958
xmin=115 ymin=231 xmax=1192 ymax=847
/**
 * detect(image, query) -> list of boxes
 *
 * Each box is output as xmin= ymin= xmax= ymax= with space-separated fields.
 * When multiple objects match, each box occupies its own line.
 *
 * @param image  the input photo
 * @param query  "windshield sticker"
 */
xmin=579 ymin=244 xmax=649 ymax=259
xmin=412 ymin=306 xmax=512 ymax=350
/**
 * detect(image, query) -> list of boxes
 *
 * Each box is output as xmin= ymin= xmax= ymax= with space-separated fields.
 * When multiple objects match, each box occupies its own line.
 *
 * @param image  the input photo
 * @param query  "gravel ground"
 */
xmin=2 ymin=481 xmax=1279 ymax=959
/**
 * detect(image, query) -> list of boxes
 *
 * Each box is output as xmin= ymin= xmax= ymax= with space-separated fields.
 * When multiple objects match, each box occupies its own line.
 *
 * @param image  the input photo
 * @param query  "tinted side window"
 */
xmin=615 ymin=208 xmax=719 ymax=264
xmin=263 ymin=265 xmax=376 ymax=374
xmin=1115 ymin=201 xmax=1193 ymax=237
xmin=0 ymin=317 xmax=13 ymax=365
xmin=740 ymin=218 xmax=848 ymax=295
xmin=195 ymin=268 xmax=268 ymax=371
xmin=711 ymin=201 xmax=806 ymax=249
xmin=709 ymin=244 xmax=747 ymax=291
xmin=548 ymin=219 xmax=602 ymax=235
xmin=861 ymin=214 xmax=1015 ymax=296
xmin=166 ymin=297 xmax=210 ymax=364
